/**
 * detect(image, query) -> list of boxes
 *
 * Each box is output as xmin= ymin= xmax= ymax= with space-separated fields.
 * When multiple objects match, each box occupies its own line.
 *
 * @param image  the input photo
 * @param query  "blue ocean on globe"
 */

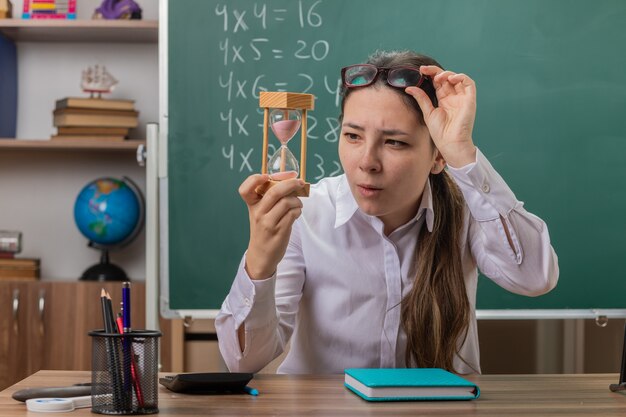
xmin=73 ymin=178 xmax=141 ymax=246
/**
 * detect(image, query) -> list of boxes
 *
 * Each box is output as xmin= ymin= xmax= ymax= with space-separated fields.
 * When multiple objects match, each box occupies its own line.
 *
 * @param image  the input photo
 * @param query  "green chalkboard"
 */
xmin=166 ymin=0 xmax=626 ymax=313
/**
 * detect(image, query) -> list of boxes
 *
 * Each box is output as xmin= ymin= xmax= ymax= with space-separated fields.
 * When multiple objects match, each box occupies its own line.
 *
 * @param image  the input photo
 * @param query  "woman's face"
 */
xmin=339 ymin=86 xmax=443 ymax=234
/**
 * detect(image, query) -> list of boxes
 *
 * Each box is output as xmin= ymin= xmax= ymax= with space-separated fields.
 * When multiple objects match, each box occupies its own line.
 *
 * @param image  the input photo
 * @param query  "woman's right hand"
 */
xmin=239 ymin=172 xmax=306 ymax=280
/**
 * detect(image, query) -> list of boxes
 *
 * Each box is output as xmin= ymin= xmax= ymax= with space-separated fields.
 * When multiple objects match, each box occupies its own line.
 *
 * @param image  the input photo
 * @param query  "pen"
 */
xmin=243 ymin=386 xmax=259 ymax=396
xmin=122 ymin=282 xmax=131 ymax=333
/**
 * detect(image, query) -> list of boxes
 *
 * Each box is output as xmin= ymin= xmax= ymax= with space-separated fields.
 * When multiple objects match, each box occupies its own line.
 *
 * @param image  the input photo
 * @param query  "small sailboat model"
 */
xmin=81 ymin=65 xmax=119 ymax=98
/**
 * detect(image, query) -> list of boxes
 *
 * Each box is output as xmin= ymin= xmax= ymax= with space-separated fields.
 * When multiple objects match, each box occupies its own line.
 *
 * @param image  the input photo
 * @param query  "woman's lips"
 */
xmin=357 ymin=184 xmax=383 ymax=197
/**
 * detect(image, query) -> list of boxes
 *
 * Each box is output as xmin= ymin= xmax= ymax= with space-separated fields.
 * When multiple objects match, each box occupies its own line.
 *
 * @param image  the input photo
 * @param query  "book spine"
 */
xmin=0 ymin=32 xmax=18 ymax=138
xmin=54 ymin=114 xmax=139 ymax=128
xmin=0 ymin=268 xmax=40 ymax=279
xmin=58 ymin=101 xmax=136 ymax=111
xmin=0 ymin=276 xmax=39 ymax=282
xmin=29 ymin=13 xmax=69 ymax=19
xmin=54 ymin=108 xmax=139 ymax=117
xmin=57 ymin=126 xmax=129 ymax=134
xmin=0 ymin=274 xmax=39 ymax=281
xmin=52 ymin=135 xmax=126 ymax=142
xmin=0 ymin=259 xmax=40 ymax=267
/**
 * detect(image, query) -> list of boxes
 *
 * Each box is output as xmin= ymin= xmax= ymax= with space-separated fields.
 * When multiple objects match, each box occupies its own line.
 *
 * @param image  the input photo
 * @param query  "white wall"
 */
xmin=16 ymin=42 xmax=158 ymax=141
xmin=2 ymin=0 xmax=159 ymax=281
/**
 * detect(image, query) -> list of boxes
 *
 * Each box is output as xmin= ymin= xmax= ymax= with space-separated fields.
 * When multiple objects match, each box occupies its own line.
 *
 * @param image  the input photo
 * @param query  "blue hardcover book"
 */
xmin=0 ymin=32 xmax=17 ymax=138
xmin=344 ymin=368 xmax=480 ymax=401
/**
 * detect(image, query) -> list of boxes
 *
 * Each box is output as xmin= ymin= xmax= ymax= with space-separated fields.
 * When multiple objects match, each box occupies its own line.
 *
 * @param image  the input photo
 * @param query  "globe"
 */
xmin=74 ymin=177 xmax=144 ymax=281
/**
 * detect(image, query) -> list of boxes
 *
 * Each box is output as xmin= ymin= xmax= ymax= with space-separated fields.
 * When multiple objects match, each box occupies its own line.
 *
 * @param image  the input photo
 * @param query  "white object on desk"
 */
xmin=25 ymin=395 xmax=91 ymax=413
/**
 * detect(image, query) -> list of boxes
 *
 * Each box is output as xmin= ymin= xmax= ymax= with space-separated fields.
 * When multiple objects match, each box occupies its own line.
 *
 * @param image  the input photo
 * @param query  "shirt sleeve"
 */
xmin=215 ymin=222 xmax=305 ymax=373
xmin=447 ymin=148 xmax=559 ymax=296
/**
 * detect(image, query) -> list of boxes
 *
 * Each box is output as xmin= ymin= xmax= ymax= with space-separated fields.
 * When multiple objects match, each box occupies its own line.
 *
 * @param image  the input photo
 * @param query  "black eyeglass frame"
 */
xmin=340 ymin=64 xmax=429 ymax=89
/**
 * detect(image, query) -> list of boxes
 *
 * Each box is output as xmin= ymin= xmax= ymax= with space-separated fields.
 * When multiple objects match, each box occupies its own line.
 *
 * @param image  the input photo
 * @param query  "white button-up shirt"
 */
xmin=216 ymin=148 xmax=559 ymax=374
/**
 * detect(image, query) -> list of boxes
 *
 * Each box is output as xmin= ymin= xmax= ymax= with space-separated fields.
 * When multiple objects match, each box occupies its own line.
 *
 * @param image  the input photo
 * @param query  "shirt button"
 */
xmin=481 ymin=183 xmax=490 ymax=193
xmin=244 ymin=297 xmax=251 ymax=307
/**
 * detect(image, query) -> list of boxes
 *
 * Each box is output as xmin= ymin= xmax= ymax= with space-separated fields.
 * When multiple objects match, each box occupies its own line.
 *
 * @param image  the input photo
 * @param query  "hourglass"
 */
xmin=257 ymin=91 xmax=315 ymax=197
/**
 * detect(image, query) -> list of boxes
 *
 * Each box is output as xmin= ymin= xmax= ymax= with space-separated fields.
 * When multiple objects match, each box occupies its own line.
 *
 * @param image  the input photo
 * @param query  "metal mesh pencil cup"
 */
xmin=89 ymin=330 xmax=162 ymax=415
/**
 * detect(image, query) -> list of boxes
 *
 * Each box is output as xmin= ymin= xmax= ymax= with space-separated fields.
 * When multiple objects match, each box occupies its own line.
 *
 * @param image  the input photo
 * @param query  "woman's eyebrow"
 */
xmin=342 ymin=122 xmax=410 ymax=137
xmin=379 ymin=128 xmax=410 ymax=136
xmin=342 ymin=122 xmax=364 ymax=131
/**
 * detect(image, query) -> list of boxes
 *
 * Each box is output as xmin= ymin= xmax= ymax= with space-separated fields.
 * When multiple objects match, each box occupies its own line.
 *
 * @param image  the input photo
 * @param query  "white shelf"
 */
xmin=0 ymin=19 xmax=158 ymax=43
xmin=0 ymin=138 xmax=145 ymax=151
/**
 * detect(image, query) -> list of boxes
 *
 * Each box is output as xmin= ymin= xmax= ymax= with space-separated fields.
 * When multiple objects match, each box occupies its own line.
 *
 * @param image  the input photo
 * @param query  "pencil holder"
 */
xmin=89 ymin=330 xmax=162 ymax=415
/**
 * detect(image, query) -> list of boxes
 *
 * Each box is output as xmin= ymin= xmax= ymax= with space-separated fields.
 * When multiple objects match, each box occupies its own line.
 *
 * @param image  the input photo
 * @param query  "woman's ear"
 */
xmin=430 ymin=149 xmax=446 ymax=174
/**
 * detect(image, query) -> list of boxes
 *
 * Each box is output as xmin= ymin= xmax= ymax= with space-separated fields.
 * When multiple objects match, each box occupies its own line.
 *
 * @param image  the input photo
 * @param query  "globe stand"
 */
xmin=80 ymin=248 xmax=128 ymax=282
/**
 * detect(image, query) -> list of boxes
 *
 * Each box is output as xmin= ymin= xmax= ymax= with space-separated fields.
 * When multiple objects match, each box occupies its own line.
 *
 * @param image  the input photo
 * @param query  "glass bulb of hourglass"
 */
xmin=268 ymin=145 xmax=300 ymax=176
xmin=269 ymin=109 xmax=301 ymax=145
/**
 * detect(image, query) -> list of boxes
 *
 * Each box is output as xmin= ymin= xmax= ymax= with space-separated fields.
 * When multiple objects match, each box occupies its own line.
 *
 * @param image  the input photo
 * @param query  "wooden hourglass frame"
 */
xmin=257 ymin=91 xmax=315 ymax=197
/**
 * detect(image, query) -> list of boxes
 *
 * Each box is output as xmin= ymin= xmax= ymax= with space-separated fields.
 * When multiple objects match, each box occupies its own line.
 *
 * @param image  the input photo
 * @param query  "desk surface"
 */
xmin=1 ymin=371 xmax=625 ymax=416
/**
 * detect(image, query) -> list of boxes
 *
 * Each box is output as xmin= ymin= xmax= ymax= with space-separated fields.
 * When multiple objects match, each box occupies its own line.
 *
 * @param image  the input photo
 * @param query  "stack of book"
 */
xmin=0 ymin=258 xmax=40 ymax=281
xmin=52 ymin=97 xmax=139 ymax=142
xmin=22 ymin=0 xmax=76 ymax=19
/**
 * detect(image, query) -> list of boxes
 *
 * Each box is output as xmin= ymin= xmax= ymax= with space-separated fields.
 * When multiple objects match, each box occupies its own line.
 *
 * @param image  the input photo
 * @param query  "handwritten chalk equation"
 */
xmin=219 ymin=38 xmax=329 ymax=64
xmin=214 ymin=0 xmax=343 ymax=179
xmin=215 ymin=1 xmax=323 ymax=32
xmin=218 ymin=71 xmax=341 ymax=103
xmin=222 ymin=142 xmax=342 ymax=180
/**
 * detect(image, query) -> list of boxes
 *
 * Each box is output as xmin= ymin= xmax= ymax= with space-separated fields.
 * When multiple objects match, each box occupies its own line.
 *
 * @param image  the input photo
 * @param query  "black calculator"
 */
xmin=159 ymin=372 xmax=253 ymax=394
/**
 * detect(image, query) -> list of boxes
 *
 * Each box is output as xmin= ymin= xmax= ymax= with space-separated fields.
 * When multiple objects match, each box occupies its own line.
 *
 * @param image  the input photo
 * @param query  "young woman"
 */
xmin=215 ymin=50 xmax=559 ymax=375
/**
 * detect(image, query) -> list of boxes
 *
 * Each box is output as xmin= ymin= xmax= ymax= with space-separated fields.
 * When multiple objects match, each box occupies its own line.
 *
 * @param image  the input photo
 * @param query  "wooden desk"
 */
xmin=1 ymin=370 xmax=626 ymax=416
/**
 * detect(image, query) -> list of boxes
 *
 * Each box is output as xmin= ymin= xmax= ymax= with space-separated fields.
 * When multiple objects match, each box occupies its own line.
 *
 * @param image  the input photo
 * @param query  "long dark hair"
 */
xmin=340 ymin=50 xmax=471 ymax=373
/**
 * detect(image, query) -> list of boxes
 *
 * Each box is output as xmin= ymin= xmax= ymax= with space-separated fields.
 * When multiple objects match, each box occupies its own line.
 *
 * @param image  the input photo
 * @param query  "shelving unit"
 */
xmin=0 ymin=14 xmax=179 ymax=389
xmin=0 ymin=18 xmax=155 ymax=279
xmin=0 ymin=19 xmax=157 ymax=148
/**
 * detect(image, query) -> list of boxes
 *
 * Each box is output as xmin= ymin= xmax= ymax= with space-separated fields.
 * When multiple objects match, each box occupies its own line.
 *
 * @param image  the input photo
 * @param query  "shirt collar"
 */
xmin=334 ymin=175 xmax=360 ymax=228
xmin=420 ymin=177 xmax=434 ymax=233
xmin=334 ymin=174 xmax=434 ymax=233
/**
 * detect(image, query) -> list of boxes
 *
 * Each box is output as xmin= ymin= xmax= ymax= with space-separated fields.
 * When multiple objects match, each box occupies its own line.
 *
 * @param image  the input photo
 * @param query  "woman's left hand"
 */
xmin=405 ymin=65 xmax=477 ymax=168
